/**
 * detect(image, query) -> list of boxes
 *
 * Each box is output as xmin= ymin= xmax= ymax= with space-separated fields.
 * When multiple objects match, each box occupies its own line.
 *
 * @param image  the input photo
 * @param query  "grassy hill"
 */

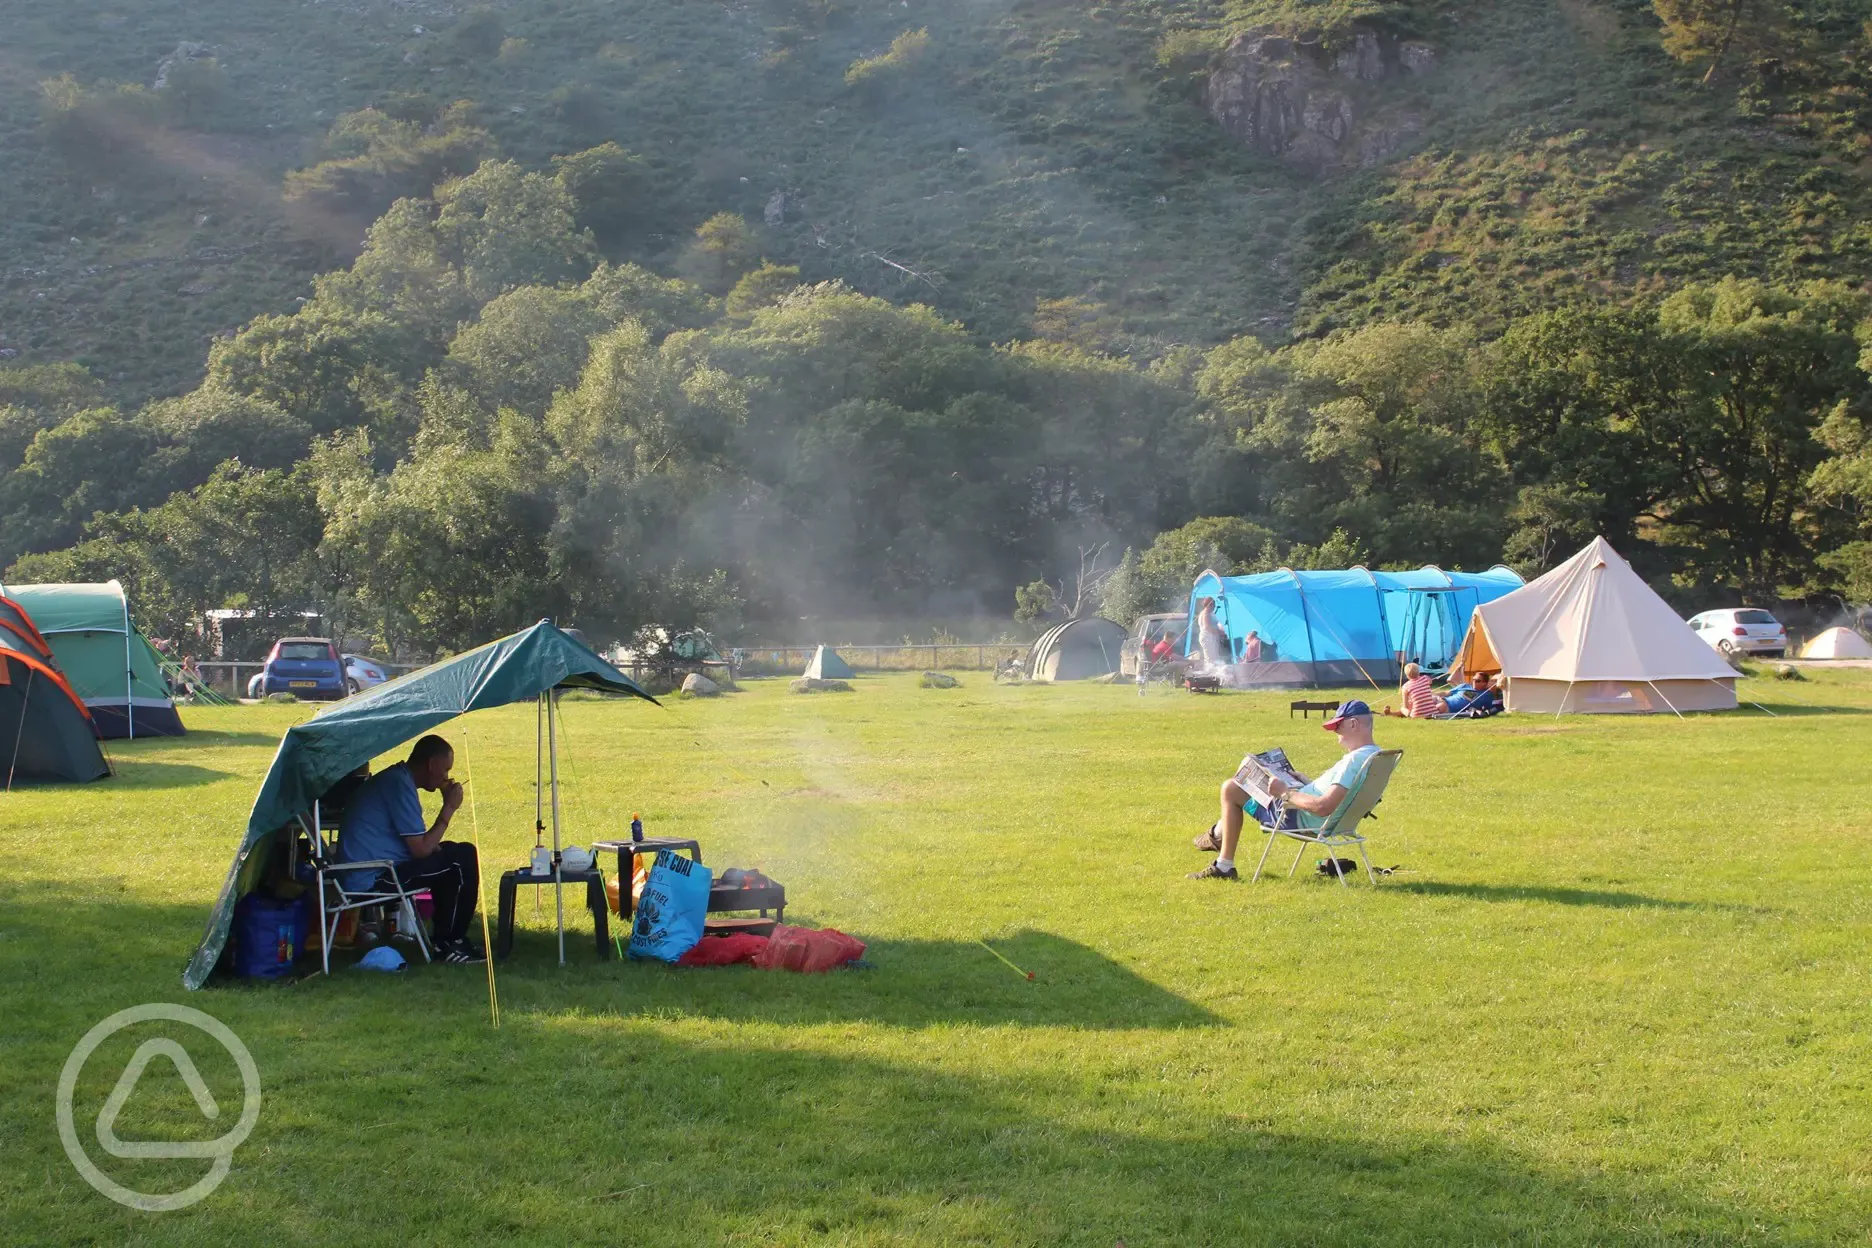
xmin=1 ymin=0 xmax=1867 ymax=401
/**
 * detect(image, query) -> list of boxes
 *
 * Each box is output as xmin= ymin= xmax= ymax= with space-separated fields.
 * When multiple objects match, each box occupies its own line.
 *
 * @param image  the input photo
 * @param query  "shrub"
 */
xmin=1155 ymin=29 xmax=1224 ymax=78
xmin=845 ymin=28 xmax=930 ymax=90
xmin=451 ymin=7 xmax=505 ymax=59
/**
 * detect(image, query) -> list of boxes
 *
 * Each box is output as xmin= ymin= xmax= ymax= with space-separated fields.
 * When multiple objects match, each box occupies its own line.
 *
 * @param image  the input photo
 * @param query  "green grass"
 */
xmin=5 ymin=670 xmax=1872 ymax=1243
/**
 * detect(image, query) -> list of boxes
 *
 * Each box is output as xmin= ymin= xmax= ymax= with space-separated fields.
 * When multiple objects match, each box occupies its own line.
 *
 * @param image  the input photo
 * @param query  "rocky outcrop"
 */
xmin=1206 ymin=27 xmax=1433 ymax=171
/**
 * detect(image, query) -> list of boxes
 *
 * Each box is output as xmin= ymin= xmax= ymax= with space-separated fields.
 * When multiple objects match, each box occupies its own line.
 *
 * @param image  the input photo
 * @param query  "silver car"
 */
xmin=1687 ymin=608 xmax=1786 ymax=658
xmin=343 ymin=653 xmax=391 ymax=695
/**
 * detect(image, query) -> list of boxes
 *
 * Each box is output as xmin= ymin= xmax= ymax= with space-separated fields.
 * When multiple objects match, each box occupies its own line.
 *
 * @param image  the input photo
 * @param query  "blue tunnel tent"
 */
xmin=1187 ymin=565 xmax=1524 ymax=687
xmin=183 ymin=620 xmax=656 ymax=989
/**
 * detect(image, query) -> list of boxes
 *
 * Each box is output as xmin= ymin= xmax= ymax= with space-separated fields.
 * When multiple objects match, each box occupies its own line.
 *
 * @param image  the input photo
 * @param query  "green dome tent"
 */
xmin=1027 ymin=617 xmax=1126 ymax=681
xmin=183 ymin=620 xmax=655 ymax=989
xmin=0 ymin=580 xmax=183 ymax=738
xmin=0 ymin=595 xmax=110 ymax=784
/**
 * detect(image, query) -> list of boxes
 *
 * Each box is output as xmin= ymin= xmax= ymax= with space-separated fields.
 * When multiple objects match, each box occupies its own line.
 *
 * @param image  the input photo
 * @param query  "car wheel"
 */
xmin=1716 ymin=639 xmax=1737 ymax=656
xmin=346 ymin=678 xmax=362 ymax=696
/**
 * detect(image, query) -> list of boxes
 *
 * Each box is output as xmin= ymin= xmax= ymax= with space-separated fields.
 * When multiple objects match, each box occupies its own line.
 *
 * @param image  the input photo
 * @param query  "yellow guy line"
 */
xmin=455 ymin=724 xmax=501 ymax=1028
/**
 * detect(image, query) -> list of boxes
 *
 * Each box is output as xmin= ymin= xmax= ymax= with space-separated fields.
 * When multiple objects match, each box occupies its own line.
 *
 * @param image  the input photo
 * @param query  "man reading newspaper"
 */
xmin=1188 ymin=699 xmax=1381 ymax=881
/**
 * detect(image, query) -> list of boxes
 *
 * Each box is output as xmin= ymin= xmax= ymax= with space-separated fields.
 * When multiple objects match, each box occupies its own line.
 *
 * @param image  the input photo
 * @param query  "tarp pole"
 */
xmin=534 ymin=694 xmax=545 ymax=849
xmin=122 ymin=588 xmax=134 ymax=740
xmin=548 ymin=688 xmax=566 ymax=966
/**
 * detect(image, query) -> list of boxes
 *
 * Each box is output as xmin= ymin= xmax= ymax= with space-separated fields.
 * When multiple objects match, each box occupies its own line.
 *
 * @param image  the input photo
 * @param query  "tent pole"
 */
xmin=548 ymin=688 xmax=566 ymax=966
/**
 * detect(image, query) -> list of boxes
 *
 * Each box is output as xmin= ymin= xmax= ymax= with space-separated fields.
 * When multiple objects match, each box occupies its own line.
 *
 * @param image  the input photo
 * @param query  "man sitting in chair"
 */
xmin=336 ymin=734 xmax=485 ymax=963
xmin=1188 ymin=700 xmax=1381 ymax=881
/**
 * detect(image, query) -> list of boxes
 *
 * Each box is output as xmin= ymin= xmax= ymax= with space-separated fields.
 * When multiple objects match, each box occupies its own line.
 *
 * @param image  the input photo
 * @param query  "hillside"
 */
xmin=3 ymin=0 xmax=1868 ymax=401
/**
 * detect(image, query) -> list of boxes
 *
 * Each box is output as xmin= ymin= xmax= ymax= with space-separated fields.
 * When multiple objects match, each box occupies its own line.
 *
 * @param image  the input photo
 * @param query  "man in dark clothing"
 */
xmin=336 ymin=734 xmax=484 ymax=963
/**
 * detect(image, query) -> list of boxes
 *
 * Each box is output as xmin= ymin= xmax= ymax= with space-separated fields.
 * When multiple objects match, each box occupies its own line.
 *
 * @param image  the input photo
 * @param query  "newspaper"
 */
xmin=1233 ymin=747 xmax=1310 ymax=808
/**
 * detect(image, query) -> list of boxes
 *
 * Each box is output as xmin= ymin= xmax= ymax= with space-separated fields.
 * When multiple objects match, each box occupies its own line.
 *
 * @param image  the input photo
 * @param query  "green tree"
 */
xmin=444 ymin=285 xmax=608 ymax=415
xmin=678 ymin=213 xmax=759 ymax=294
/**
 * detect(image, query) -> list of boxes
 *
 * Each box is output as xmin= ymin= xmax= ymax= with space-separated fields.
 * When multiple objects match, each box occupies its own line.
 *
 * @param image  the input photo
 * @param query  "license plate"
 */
xmin=289 ymin=680 xmax=318 ymax=688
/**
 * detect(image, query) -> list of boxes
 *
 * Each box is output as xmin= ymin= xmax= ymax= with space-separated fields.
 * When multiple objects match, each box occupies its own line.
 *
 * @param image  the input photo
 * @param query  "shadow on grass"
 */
xmin=3 ymin=893 xmax=1825 ymax=1243
xmin=103 ymin=759 xmax=235 ymax=788
xmin=119 ymin=727 xmax=283 ymax=750
xmin=490 ymin=927 xmax=1223 ymax=1030
xmin=1396 ymin=881 xmax=1701 ymax=910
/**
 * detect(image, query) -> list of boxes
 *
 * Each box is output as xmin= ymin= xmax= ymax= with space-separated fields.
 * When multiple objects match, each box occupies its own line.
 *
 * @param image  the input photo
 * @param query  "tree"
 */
xmin=1651 ymin=278 xmax=1869 ymax=597
xmin=431 ymin=160 xmax=595 ymax=302
xmin=1653 ymin=0 xmax=1798 ymax=83
xmin=552 ymin=143 xmax=650 ymax=245
xmin=678 ymin=213 xmax=759 ymax=294
xmin=444 ymin=285 xmax=608 ymax=415
xmin=1013 ymin=579 xmax=1056 ymax=625
xmin=724 ymin=262 xmax=802 ymax=320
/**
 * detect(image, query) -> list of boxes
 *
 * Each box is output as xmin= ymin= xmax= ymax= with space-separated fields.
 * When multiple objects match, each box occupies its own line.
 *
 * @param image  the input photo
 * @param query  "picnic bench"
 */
xmin=1290 ymin=700 xmax=1339 ymax=718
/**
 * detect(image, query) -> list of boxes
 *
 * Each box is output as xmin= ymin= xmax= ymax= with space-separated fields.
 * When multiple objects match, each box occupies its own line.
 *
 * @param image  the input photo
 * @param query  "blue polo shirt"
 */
xmin=336 ymin=763 xmax=426 ymax=889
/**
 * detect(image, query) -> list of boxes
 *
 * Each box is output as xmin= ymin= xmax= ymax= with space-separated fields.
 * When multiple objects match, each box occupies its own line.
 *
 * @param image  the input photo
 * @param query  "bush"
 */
xmin=451 ymin=7 xmax=506 ymax=59
xmin=1155 ymin=29 xmax=1224 ymax=78
xmin=845 ymin=28 xmax=930 ymax=90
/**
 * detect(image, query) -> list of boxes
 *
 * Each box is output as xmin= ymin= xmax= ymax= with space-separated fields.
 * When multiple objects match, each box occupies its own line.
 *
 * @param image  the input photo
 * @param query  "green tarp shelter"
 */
xmin=183 ymin=620 xmax=655 ymax=989
xmin=0 ymin=580 xmax=184 ymax=738
xmin=803 ymin=645 xmax=856 ymax=680
xmin=0 ymin=595 xmax=109 ymax=783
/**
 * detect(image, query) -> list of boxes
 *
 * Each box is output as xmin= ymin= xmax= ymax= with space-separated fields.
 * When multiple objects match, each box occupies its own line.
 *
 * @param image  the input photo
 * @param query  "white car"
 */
xmin=343 ymin=654 xmax=391 ymax=694
xmin=1686 ymin=608 xmax=1786 ymax=658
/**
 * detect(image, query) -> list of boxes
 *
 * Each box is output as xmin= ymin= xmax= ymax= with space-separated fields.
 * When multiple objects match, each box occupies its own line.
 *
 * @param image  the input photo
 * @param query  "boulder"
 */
xmin=790 ymin=677 xmax=853 ymax=693
xmin=919 ymin=671 xmax=960 ymax=689
xmin=680 ymin=672 xmax=721 ymax=696
xmin=1205 ymin=26 xmax=1433 ymax=170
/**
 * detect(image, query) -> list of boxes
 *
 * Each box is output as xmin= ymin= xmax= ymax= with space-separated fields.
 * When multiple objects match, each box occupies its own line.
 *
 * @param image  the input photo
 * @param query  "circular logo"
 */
xmin=56 ymin=1003 xmax=261 ymax=1211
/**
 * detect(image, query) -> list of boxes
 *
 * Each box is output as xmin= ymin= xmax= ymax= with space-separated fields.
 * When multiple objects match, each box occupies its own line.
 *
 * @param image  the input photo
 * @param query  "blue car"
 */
xmin=252 ymin=637 xmax=347 ymax=700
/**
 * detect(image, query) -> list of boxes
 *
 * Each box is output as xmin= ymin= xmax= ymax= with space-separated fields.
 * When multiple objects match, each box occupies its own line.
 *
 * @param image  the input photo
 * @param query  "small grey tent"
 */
xmin=1027 ymin=617 xmax=1126 ymax=682
xmin=803 ymin=645 xmax=857 ymax=679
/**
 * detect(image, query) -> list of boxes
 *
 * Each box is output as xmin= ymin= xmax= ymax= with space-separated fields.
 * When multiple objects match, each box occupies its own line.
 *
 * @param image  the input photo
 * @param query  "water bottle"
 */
xmin=630 ymin=812 xmax=643 ymax=843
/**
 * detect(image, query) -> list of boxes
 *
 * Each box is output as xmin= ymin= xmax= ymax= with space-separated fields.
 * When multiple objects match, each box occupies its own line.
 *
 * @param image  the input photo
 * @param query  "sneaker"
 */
xmin=440 ymin=941 xmax=486 ymax=964
xmin=1186 ymin=862 xmax=1239 ymax=881
xmin=1192 ymin=824 xmax=1222 ymax=852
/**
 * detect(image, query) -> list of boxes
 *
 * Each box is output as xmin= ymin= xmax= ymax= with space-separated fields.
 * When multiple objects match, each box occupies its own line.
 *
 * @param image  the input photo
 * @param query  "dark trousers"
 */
xmin=396 ymin=841 xmax=480 ymax=946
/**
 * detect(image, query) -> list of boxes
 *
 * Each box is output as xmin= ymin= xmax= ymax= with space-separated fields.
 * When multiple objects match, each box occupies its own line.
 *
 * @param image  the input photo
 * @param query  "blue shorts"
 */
xmin=1244 ymin=795 xmax=1302 ymax=833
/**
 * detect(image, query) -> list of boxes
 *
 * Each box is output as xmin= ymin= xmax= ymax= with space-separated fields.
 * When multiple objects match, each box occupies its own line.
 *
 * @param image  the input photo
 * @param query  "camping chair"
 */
xmin=1251 ymin=748 xmax=1403 ymax=888
xmin=300 ymin=781 xmax=433 ymax=975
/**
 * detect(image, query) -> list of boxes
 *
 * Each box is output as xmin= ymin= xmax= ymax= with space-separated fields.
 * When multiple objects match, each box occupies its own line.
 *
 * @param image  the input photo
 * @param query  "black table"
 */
xmin=591 ymin=838 xmax=702 ymax=923
xmin=494 ymin=866 xmax=611 ymax=961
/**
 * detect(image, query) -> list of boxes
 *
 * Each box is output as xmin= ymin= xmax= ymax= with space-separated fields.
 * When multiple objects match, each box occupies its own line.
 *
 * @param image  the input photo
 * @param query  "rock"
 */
xmin=1332 ymin=30 xmax=1384 ymax=82
xmin=764 ymin=190 xmax=787 ymax=226
xmin=1205 ymin=25 xmax=1433 ymax=170
xmin=680 ymin=672 xmax=720 ymax=696
xmin=154 ymin=42 xmax=213 ymax=91
xmin=790 ymin=677 xmax=853 ymax=694
xmin=920 ymin=671 xmax=960 ymax=689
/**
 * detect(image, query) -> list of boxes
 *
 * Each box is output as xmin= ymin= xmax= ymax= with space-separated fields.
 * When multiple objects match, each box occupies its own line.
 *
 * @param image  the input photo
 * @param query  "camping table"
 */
xmin=591 ymin=838 xmax=702 ymax=924
xmin=494 ymin=866 xmax=611 ymax=961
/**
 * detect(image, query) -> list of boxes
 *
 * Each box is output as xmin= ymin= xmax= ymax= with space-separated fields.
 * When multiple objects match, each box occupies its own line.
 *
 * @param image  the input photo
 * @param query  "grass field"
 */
xmin=4 ymin=669 xmax=1872 ymax=1244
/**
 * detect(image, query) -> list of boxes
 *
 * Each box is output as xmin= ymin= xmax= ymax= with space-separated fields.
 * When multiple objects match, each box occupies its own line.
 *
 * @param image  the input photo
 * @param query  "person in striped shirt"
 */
xmin=1383 ymin=662 xmax=1446 ymax=718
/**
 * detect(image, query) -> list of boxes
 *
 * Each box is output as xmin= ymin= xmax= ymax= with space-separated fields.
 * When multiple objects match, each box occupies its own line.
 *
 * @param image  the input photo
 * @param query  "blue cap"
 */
xmin=1322 ymin=699 xmax=1371 ymax=729
xmin=354 ymin=945 xmax=407 ymax=972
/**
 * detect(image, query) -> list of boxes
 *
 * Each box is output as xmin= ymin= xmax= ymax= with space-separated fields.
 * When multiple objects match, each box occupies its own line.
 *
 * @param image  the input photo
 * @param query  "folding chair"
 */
xmin=1251 ymin=748 xmax=1403 ymax=887
xmin=300 ymin=798 xmax=432 ymax=975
